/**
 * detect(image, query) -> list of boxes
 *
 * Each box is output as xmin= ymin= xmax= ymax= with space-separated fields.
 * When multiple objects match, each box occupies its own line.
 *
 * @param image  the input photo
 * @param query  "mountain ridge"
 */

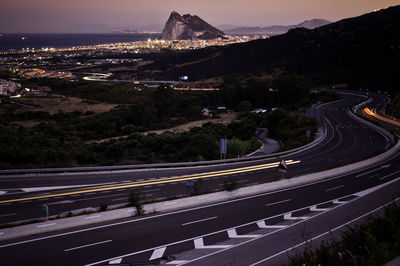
xmin=225 ymin=19 xmax=331 ymax=35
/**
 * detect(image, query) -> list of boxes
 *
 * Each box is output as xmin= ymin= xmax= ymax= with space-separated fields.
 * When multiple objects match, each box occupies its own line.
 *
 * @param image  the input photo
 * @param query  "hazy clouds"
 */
xmin=1 ymin=0 xmax=399 ymax=33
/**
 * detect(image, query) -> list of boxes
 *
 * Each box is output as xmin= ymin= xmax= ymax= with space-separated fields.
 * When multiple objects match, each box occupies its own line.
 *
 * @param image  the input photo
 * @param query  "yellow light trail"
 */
xmin=364 ymin=107 xmax=400 ymax=126
xmin=0 ymin=160 xmax=301 ymax=204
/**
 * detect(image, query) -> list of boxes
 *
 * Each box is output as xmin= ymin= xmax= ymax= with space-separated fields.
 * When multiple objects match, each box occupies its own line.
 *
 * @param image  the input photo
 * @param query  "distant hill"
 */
xmin=225 ymin=19 xmax=331 ymax=35
xmin=142 ymin=6 xmax=400 ymax=92
xmin=162 ymin=11 xmax=225 ymax=40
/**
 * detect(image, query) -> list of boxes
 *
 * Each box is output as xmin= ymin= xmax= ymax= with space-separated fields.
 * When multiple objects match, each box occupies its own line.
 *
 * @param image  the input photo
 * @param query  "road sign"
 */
xmin=278 ymin=159 xmax=287 ymax=171
xmin=306 ymin=130 xmax=311 ymax=143
xmin=278 ymin=159 xmax=287 ymax=179
xmin=42 ymin=204 xmax=49 ymax=220
xmin=220 ymin=139 xmax=227 ymax=154
xmin=220 ymin=139 xmax=227 ymax=162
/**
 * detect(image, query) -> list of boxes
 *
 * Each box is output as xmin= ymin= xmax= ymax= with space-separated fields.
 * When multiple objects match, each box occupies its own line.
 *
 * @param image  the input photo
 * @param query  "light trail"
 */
xmin=364 ymin=107 xmax=400 ymax=126
xmin=0 ymin=160 xmax=301 ymax=204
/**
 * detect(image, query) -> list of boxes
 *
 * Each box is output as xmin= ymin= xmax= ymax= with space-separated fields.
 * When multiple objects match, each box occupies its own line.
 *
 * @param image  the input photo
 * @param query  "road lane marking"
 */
xmin=368 ymin=174 xmax=380 ymax=179
xmin=37 ymin=223 xmax=56 ymax=228
xmin=73 ymin=193 xmax=126 ymax=202
xmin=325 ymin=185 xmax=344 ymax=192
xmin=379 ymin=169 xmax=400 ymax=180
xmin=194 ymin=238 xmax=232 ymax=249
xmin=250 ymin=197 xmax=400 ymax=265
xmin=182 ymin=216 xmax=217 ymax=226
xmin=65 ymin=240 xmax=112 ymax=252
xmin=0 ymin=160 xmax=301 ymax=204
xmin=257 ymin=221 xmax=286 ymax=229
xmin=332 ymin=199 xmax=346 ymax=204
xmin=109 ymin=258 xmax=122 ymax=264
xmin=0 ymin=232 xmax=4 ymax=236
xmin=227 ymin=229 xmax=260 ymax=238
xmin=284 ymin=213 xmax=308 ymax=220
xmin=111 ymin=198 xmax=126 ymax=202
xmin=265 ymin=199 xmax=291 ymax=207
xmin=355 ymin=165 xmax=391 ymax=177
xmin=310 ymin=205 xmax=329 ymax=212
xmin=142 ymin=189 xmax=161 ymax=193
xmin=0 ymin=213 xmax=17 ymax=218
xmin=149 ymin=247 xmax=166 ymax=260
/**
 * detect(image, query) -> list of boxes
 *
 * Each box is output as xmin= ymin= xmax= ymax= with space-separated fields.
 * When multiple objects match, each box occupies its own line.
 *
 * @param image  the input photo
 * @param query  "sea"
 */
xmin=0 ymin=33 xmax=162 ymax=52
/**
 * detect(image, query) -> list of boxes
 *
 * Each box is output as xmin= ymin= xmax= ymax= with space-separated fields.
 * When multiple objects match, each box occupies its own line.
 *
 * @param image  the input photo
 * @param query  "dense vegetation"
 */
xmin=289 ymin=203 xmax=400 ymax=266
xmin=0 ymin=74 xmax=339 ymax=169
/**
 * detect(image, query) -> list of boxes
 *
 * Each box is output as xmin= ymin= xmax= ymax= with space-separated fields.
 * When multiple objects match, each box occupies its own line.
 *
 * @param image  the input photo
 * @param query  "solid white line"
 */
xmin=250 ymin=197 xmax=400 ymax=265
xmin=182 ymin=216 xmax=217 ymax=226
xmin=265 ymin=199 xmax=291 ymax=207
xmin=85 ymin=215 xmax=101 ymax=220
xmin=325 ymin=185 xmax=344 ymax=192
xmin=283 ymin=213 xmax=308 ymax=220
xmin=109 ymin=258 xmax=122 ymax=264
xmin=194 ymin=238 xmax=232 ymax=249
xmin=227 ymin=229 xmax=260 ymax=238
xmin=332 ymin=199 xmax=346 ymax=204
xmin=65 ymin=240 xmax=112 ymax=252
xmin=310 ymin=205 xmax=329 ymax=212
xmin=257 ymin=221 xmax=287 ymax=229
xmin=37 ymin=223 xmax=56 ymax=228
xmin=149 ymin=247 xmax=166 ymax=260
xmin=0 ymin=213 xmax=17 ymax=218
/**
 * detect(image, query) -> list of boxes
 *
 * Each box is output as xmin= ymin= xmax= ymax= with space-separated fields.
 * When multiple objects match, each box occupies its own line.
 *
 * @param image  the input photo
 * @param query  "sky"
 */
xmin=0 ymin=0 xmax=399 ymax=33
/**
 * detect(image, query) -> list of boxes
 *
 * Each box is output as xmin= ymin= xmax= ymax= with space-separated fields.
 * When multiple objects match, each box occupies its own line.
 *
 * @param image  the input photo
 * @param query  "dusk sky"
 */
xmin=1 ymin=0 xmax=399 ymax=33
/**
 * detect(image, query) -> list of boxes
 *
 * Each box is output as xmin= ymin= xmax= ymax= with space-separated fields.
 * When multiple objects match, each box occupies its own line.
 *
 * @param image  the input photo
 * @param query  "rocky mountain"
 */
xmin=161 ymin=11 xmax=225 ymax=40
xmin=225 ymin=19 xmax=331 ymax=35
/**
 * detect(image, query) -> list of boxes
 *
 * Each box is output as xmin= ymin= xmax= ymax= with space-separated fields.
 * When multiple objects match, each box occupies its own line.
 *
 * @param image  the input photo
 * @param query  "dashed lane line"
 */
xmin=182 ymin=216 xmax=218 ymax=226
xmin=0 ymin=213 xmax=17 ymax=218
xmin=65 ymin=240 xmax=112 ymax=252
xmin=265 ymin=199 xmax=291 ymax=207
xmin=325 ymin=185 xmax=344 ymax=192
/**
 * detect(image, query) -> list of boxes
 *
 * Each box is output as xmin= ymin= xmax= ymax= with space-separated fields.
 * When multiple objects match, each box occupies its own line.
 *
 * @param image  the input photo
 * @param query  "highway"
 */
xmin=0 ymin=93 xmax=392 ymax=225
xmin=0 ymin=92 xmax=399 ymax=266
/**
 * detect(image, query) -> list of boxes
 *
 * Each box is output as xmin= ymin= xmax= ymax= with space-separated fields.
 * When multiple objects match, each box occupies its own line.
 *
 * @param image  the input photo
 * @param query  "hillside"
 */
xmin=141 ymin=6 xmax=400 ymax=92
